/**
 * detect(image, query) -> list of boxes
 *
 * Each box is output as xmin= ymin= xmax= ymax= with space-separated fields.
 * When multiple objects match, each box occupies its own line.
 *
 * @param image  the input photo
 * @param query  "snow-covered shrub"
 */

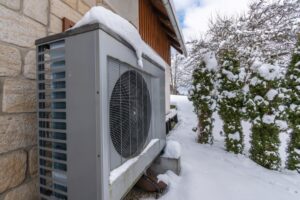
xmin=246 ymin=62 xmax=283 ymax=170
xmin=187 ymin=0 xmax=300 ymax=170
xmin=189 ymin=51 xmax=217 ymax=144
xmin=286 ymin=35 xmax=300 ymax=171
xmin=218 ymin=49 xmax=245 ymax=154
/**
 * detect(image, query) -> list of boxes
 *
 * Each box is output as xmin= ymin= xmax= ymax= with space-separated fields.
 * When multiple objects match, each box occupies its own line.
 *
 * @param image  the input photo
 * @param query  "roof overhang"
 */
xmin=150 ymin=0 xmax=187 ymax=56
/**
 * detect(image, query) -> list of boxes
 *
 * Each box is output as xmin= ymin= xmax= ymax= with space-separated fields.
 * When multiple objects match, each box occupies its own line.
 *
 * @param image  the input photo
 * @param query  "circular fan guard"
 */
xmin=109 ymin=70 xmax=151 ymax=158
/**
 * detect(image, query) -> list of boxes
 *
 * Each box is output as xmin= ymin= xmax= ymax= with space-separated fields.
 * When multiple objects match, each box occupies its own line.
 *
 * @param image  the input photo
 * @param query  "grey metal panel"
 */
xmin=108 ymin=58 xmax=123 ymax=170
xmin=141 ymin=72 xmax=152 ymax=148
xmin=116 ymin=62 xmax=129 ymax=165
xmin=142 ymin=58 xmax=166 ymax=148
xmin=108 ymin=58 xmax=156 ymax=171
xmin=99 ymin=29 xmax=166 ymax=200
xmin=99 ymin=30 xmax=146 ymax=200
xmin=66 ymin=30 xmax=101 ymax=200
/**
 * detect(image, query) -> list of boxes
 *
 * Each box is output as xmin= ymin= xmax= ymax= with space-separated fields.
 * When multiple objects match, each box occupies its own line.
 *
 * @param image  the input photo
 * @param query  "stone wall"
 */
xmin=0 ymin=0 xmax=172 ymax=198
xmin=0 ymin=0 xmax=96 ymax=199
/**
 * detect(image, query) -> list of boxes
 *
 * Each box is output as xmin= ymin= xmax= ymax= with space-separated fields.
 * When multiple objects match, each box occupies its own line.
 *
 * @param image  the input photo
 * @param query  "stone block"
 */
xmin=0 ymin=114 xmax=37 ymax=154
xmin=0 ymin=150 xmax=27 ymax=193
xmin=49 ymin=14 xmax=62 ymax=34
xmin=29 ymin=147 xmax=38 ymax=176
xmin=0 ymin=5 xmax=46 ymax=48
xmin=4 ymin=179 xmax=38 ymax=200
xmin=24 ymin=50 xmax=36 ymax=79
xmin=51 ymin=0 xmax=82 ymax=23
xmin=2 ymin=79 xmax=36 ymax=113
xmin=78 ymin=0 xmax=90 ymax=14
xmin=23 ymin=0 xmax=49 ymax=25
xmin=63 ymin=0 xmax=77 ymax=9
xmin=0 ymin=43 xmax=21 ymax=77
xmin=0 ymin=0 xmax=20 ymax=10
xmin=83 ymin=0 xmax=96 ymax=7
xmin=150 ymin=156 xmax=181 ymax=176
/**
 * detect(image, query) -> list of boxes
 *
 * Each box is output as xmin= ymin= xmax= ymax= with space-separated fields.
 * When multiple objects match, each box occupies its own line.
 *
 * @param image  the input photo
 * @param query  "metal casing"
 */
xmin=36 ymin=23 xmax=166 ymax=200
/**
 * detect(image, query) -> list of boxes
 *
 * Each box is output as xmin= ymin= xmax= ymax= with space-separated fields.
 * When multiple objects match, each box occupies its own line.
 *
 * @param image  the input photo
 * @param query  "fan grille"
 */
xmin=110 ymin=70 xmax=151 ymax=158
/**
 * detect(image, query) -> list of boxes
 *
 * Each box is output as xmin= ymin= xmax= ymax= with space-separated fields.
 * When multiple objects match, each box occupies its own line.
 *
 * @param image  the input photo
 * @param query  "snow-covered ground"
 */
xmin=144 ymin=95 xmax=300 ymax=200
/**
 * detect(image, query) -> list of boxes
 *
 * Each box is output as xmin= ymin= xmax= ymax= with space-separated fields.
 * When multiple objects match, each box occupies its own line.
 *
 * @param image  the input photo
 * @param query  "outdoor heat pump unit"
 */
xmin=36 ymin=23 xmax=166 ymax=200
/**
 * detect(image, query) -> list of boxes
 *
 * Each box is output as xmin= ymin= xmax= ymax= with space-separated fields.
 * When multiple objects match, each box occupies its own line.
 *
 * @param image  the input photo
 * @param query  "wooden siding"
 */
xmin=139 ymin=0 xmax=171 ymax=65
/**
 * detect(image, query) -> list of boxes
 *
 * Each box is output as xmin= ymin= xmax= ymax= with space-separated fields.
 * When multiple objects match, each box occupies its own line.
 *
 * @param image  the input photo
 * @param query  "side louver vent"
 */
xmin=37 ymin=40 xmax=68 ymax=200
xmin=110 ymin=70 xmax=152 ymax=158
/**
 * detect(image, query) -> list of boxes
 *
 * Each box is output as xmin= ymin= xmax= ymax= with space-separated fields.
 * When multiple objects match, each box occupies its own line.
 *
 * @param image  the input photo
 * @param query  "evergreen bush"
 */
xmin=286 ymin=35 xmax=300 ymax=171
xmin=189 ymin=60 xmax=215 ymax=144
xmin=217 ymin=50 xmax=245 ymax=154
xmin=246 ymin=62 xmax=282 ymax=170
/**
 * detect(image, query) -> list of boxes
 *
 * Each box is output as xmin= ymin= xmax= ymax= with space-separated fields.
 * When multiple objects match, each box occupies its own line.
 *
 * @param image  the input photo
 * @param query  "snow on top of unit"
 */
xmin=71 ymin=6 xmax=167 ymax=68
xmin=109 ymin=139 xmax=159 ymax=184
xmin=161 ymin=140 xmax=181 ymax=159
xmin=142 ymin=41 xmax=167 ymax=68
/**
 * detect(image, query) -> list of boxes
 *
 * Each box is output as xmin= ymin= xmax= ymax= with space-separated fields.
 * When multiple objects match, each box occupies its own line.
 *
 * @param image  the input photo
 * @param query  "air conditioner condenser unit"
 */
xmin=36 ymin=23 xmax=166 ymax=200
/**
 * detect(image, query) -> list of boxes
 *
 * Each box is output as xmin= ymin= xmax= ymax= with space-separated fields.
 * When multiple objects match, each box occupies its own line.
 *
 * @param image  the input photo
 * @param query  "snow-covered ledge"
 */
xmin=109 ymin=139 xmax=163 ymax=200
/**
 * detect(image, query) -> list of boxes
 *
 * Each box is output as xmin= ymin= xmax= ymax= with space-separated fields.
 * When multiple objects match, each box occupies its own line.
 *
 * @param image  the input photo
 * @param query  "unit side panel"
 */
xmin=142 ymin=59 xmax=166 ymax=149
xmin=98 ymin=30 xmax=139 ymax=200
xmin=66 ymin=31 xmax=100 ymax=200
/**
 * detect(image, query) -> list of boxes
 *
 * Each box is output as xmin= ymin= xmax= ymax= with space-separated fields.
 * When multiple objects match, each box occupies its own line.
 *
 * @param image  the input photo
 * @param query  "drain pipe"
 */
xmin=162 ymin=0 xmax=187 ymax=56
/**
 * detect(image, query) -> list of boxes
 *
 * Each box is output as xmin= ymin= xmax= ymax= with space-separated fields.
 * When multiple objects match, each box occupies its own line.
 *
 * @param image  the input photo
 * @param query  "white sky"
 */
xmin=173 ymin=0 xmax=253 ymax=41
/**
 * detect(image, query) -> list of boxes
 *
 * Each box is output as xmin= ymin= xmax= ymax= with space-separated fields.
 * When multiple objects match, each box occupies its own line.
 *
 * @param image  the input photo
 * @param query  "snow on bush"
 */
xmin=262 ymin=115 xmax=276 ymax=125
xmin=189 ymin=47 xmax=217 ymax=144
xmin=285 ymin=35 xmax=300 ymax=171
xmin=247 ymin=62 xmax=282 ymax=170
xmin=71 ymin=6 xmax=166 ymax=68
xmin=218 ymin=49 xmax=245 ymax=154
xmin=257 ymin=64 xmax=282 ymax=81
xmin=188 ymin=0 xmax=300 ymax=170
xmin=266 ymin=89 xmax=278 ymax=101
xmin=162 ymin=140 xmax=181 ymax=159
